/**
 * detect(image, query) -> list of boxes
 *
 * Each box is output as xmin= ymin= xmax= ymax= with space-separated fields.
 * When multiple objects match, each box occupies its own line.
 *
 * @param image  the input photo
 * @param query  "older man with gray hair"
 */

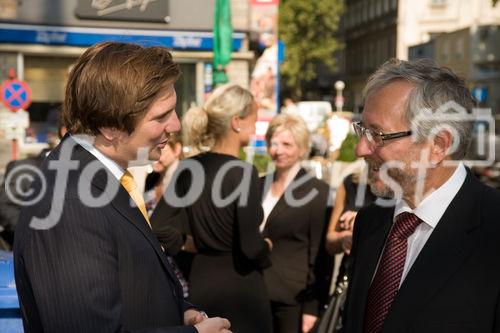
xmin=342 ymin=58 xmax=500 ymax=333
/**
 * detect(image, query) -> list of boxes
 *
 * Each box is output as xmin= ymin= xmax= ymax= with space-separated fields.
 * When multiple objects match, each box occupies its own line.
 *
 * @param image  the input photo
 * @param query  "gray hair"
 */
xmin=363 ymin=58 xmax=477 ymax=159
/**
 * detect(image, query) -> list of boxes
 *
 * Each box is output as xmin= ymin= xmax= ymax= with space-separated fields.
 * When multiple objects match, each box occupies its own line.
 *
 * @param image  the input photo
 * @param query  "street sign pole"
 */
xmin=11 ymin=138 xmax=17 ymax=161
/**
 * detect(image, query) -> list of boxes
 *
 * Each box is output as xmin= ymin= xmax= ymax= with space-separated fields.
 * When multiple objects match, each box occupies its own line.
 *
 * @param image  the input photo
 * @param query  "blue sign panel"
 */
xmin=0 ymin=251 xmax=18 ymax=309
xmin=472 ymin=87 xmax=488 ymax=103
xmin=0 ymin=251 xmax=22 ymax=333
xmin=278 ymin=39 xmax=285 ymax=64
xmin=0 ymin=23 xmax=245 ymax=51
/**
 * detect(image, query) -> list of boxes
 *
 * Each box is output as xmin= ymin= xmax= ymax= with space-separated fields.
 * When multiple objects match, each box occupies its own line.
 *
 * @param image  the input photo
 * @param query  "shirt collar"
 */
xmin=394 ymin=162 xmax=467 ymax=228
xmin=71 ymin=134 xmax=125 ymax=181
xmin=265 ymin=162 xmax=302 ymax=197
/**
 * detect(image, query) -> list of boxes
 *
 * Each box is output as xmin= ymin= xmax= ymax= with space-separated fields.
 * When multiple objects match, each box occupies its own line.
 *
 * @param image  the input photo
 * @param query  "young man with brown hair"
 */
xmin=14 ymin=42 xmax=231 ymax=333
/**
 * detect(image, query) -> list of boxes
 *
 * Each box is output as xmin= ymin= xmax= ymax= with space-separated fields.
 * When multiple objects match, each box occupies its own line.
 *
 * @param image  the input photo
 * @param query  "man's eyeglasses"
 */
xmin=352 ymin=122 xmax=412 ymax=148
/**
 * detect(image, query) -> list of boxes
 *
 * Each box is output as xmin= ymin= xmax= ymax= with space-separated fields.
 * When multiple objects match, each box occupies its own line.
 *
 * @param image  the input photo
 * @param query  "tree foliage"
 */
xmin=279 ymin=0 xmax=344 ymax=99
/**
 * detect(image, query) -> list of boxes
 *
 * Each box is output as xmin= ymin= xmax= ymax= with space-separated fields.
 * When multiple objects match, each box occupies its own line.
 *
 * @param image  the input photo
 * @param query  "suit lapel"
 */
xmin=383 ymin=173 xmax=482 ymax=332
xmin=265 ymin=194 xmax=288 ymax=228
xmin=263 ymin=169 xmax=311 ymax=231
xmin=348 ymin=204 xmax=394 ymax=333
xmin=109 ymin=182 xmax=181 ymax=286
xmin=71 ymin=142 xmax=181 ymax=287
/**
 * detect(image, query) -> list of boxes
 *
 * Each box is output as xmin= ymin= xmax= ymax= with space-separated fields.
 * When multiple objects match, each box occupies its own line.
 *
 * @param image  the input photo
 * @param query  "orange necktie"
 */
xmin=120 ymin=170 xmax=151 ymax=228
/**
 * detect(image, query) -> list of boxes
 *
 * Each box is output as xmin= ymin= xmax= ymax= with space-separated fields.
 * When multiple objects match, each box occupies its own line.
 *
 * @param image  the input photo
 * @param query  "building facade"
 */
xmin=343 ymin=0 xmax=500 ymax=116
xmin=343 ymin=0 xmax=398 ymax=112
xmin=0 ymin=0 xmax=260 ymax=166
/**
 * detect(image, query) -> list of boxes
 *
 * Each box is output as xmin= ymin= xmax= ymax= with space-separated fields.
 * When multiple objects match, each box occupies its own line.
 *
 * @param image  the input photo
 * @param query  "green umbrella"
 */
xmin=213 ymin=0 xmax=232 ymax=85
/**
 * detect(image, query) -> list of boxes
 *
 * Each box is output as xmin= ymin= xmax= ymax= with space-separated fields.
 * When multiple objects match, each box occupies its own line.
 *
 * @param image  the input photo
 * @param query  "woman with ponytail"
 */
xmin=166 ymin=84 xmax=273 ymax=333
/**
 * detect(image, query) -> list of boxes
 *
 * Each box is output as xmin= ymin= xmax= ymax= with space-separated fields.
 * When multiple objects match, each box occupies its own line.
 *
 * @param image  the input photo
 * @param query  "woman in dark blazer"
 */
xmin=260 ymin=113 xmax=333 ymax=333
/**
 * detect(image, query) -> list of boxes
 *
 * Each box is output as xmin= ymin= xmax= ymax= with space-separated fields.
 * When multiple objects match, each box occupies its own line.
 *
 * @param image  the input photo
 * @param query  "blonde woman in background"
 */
xmin=260 ymin=114 xmax=333 ymax=333
xmin=164 ymin=84 xmax=273 ymax=333
xmin=145 ymin=132 xmax=184 ymax=215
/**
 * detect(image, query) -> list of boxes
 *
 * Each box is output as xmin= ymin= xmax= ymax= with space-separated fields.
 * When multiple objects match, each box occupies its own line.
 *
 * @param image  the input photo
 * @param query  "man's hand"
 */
xmin=194 ymin=317 xmax=232 ymax=333
xmin=184 ymin=309 xmax=207 ymax=326
xmin=302 ymin=313 xmax=318 ymax=333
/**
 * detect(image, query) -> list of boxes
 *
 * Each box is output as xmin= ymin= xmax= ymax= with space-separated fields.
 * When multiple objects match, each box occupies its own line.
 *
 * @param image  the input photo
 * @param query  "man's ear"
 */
xmin=99 ymin=128 xmax=120 ymax=142
xmin=431 ymin=129 xmax=454 ymax=164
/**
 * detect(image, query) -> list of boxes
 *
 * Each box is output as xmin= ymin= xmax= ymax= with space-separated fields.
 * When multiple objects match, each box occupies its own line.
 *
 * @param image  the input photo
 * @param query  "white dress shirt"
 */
xmin=71 ymin=134 xmax=125 ymax=180
xmin=260 ymin=162 xmax=301 ymax=232
xmin=393 ymin=162 xmax=467 ymax=285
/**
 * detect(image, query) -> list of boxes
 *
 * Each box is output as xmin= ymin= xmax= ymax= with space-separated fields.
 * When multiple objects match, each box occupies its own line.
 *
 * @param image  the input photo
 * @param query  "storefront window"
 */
xmin=175 ymin=63 xmax=197 ymax=117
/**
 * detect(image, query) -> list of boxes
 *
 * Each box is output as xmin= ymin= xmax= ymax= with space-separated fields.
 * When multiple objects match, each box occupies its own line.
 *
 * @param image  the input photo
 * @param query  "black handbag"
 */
xmin=311 ymin=273 xmax=348 ymax=333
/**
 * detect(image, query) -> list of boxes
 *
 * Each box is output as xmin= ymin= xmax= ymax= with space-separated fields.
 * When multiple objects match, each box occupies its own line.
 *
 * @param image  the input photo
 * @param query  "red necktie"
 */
xmin=364 ymin=212 xmax=422 ymax=333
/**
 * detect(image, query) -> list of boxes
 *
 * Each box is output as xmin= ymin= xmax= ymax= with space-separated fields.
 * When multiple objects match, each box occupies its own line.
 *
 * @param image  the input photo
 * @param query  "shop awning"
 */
xmin=0 ymin=23 xmax=245 ymax=51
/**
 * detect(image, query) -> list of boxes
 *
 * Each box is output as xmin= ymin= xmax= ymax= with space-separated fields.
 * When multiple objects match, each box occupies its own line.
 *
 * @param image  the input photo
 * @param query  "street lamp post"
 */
xmin=334 ymin=80 xmax=345 ymax=112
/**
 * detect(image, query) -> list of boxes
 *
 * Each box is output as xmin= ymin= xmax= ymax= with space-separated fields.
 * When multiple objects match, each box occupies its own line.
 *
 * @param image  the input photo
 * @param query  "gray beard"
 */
xmin=368 ymin=166 xmax=418 ymax=200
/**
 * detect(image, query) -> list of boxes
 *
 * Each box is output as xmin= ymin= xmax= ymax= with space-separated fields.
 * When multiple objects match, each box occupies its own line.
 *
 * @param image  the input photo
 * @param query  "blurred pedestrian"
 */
xmin=261 ymin=113 xmax=333 ymax=333
xmin=0 ymin=149 xmax=48 ymax=249
xmin=14 ymin=41 xmax=231 ymax=333
xmin=148 ymin=134 xmax=193 ymax=255
xmin=164 ymin=84 xmax=273 ymax=333
xmin=0 ymin=123 xmax=66 ymax=249
xmin=145 ymin=132 xmax=184 ymax=215
xmin=281 ymin=97 xmax=299 ymax=114
xmin=326 ymin=170 xmax=376 ymax=257
xmin=147 ymin=132 xmax=192 ymax=297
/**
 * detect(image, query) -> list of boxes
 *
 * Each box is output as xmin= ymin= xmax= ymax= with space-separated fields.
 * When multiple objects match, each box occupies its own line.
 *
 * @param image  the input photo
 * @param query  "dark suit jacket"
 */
xmin=343 ymin=171 xmax=500 ymax=333
xmin=13 ymin=136 xmax=196 ymax=333
xmin=260 ymin=168 xmax=333 ymax=316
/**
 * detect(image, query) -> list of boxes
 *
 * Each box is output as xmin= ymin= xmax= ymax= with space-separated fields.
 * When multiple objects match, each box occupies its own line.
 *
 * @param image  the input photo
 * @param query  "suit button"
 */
xmin=173 ymin=289 xmax=177 ymax=297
